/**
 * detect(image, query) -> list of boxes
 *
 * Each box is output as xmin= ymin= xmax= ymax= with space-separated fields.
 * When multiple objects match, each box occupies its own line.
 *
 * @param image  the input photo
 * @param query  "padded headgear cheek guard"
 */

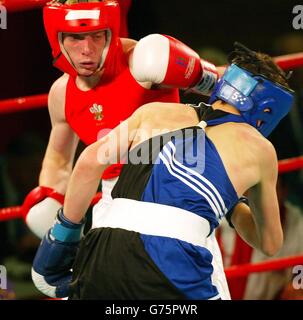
xmin=43 ymin=1 xmax=120 ymax=77
xmin=209 ymin=64 xmax=294 ymax=137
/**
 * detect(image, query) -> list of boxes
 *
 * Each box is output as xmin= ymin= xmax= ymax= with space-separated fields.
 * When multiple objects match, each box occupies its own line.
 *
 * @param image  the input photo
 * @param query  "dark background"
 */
xmin=0 ymin=0 xmax=302 ymax=176
xmin=0 ymin=0 xmax=302 ymax=150
xmin=1 ymin=0 xmax=301 ymax=97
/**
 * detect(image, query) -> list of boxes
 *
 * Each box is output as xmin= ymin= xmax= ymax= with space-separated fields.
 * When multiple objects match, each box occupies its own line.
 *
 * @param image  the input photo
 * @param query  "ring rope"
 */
xmin=0 ymin=52 xmax=302 ymax=114
xmin=0 ymin=154 xmax=302 ymax=222
xmin=0 ymin=94 xmax=48 ymax=114
xmin=3 ymin=0 xmax=48 ymax=12
xmin=225 ymin=254 xmax=303 ymax=279
xmin=0 ymin=192 xmax=102 ymax=222
xmin=278 ymin=155 xmax=303 ymax=174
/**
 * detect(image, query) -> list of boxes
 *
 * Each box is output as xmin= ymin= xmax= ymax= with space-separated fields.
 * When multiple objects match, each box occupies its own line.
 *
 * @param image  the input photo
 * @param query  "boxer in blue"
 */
xmin=32 ymin=43 xmax=294 ymax=299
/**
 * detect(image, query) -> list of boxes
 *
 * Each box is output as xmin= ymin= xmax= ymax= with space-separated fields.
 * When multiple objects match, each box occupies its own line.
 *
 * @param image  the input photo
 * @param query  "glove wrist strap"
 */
xmin=191 ymin=60 xmax=218 ymax=95
xmin=51 ymin=208 xmax=85 ymax=243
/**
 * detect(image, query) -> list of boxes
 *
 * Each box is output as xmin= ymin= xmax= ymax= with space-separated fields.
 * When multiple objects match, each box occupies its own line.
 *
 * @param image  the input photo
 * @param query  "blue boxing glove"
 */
xmin=31 ymin=208 xmax=85 ymax=298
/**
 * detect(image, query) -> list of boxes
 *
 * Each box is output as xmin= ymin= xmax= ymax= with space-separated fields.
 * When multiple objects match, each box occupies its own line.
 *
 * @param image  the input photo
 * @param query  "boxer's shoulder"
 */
xmin=50 ymin=73 xmax=69 ymax=94
xmin=48 ymin=74 xmax=69 ymax=122
xmin=135 ymin=102 xmax=196 ymax=132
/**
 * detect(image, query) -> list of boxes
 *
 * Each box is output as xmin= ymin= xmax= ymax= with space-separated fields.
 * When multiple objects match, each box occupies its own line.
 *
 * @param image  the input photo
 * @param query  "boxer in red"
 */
xmin=22 ymin=0 xmax=229 ymax=299
xmin=23 ymin=0 xmax=220 ymax=239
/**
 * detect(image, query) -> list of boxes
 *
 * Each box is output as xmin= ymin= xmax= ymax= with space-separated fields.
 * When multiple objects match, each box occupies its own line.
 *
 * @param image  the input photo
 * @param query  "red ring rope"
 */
xmin=1 ymin=200 xmax=301 ymax=280
xmin=0 ymin=155 xmax=302 ymax=222
xmin=0 ymin=52 xmax=302 ymax=114
xmin=0 ymin=94 xmax=48 ymax=114
xmin=225 ymin=255 xmax=303 ymax=278
xmin=0 ymin=206 xmax=22 ymax=221
xmin=278 ymin=156 xmax=303 ymax=174
xmin=0 ymin=192 xmax=101 ymax=222
xmin=2 ymin=0 xmax=48 ymax=12
xmin=274 ymin=53 xmax=303 ymax=71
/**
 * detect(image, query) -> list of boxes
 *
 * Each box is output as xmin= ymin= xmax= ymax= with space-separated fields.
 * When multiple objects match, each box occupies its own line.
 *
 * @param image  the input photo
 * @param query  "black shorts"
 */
xmin=69 ymin=227 xmax=186 ymax=300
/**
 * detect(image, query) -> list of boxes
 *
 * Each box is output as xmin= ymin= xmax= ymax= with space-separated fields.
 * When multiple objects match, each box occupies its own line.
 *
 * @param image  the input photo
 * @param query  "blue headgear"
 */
xmin=209 ymin=64 xmax=294 ymax=137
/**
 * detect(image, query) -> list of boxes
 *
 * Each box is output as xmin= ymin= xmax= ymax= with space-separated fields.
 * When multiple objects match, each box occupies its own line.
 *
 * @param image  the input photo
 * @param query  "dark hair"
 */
xmin=228 ymin=42 xmax=291 ymax=89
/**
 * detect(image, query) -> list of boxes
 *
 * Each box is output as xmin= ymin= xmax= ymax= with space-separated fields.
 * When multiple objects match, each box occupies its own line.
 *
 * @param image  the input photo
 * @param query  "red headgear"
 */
xmin=43 ymin=1 xmax=120 ymax=77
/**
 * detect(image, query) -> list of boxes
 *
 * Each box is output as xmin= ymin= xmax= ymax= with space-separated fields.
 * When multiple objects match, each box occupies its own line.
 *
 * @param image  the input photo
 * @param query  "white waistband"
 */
xmin=93 ymin=198 xmax=210 ymax=247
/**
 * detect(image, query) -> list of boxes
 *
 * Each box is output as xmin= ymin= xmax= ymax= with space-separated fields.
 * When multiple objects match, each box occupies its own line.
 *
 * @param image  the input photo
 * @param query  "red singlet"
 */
xmin=65 ymin=52 xmax=179 ymax=179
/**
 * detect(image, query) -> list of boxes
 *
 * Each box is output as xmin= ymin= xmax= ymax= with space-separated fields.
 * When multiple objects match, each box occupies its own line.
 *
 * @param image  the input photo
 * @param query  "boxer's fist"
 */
xmin=32 ymin=208 xmax=85 ymax=298
xmin=22 ymin=186 xmax=64 ymax=239
xmin=132 ymin=34 xmax=218 ymax=95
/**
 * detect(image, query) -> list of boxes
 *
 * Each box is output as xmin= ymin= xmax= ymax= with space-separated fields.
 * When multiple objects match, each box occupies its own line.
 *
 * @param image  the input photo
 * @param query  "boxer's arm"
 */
xmin=251 ymin=141 xmax=282 ymax=256
xmin=39 ymin=75 xmax=79 ymax=194
xmin=234 ymin=141 xmax=282 ymax=256
xmin=63 ymin=106 xmax=143 ymax=223
xmin=230 ymin=201 xmax=261 ymax=249
xmin=23 ymin=75 xmax=79 ymax=238
xmin=130 ymin=34 xmax=219 ymax=95
xmin=121 ymin=38 xmax=137 ymax=58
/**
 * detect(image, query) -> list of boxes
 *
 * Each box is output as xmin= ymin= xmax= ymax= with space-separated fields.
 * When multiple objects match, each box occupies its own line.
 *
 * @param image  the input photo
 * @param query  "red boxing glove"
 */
xmin=22 ymin=186 xmax=64 ymax=239
xmin=132 ymin=34 xmax=218 ymax=95
xmin=22 ymin=186 xmax=64 ymax=219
